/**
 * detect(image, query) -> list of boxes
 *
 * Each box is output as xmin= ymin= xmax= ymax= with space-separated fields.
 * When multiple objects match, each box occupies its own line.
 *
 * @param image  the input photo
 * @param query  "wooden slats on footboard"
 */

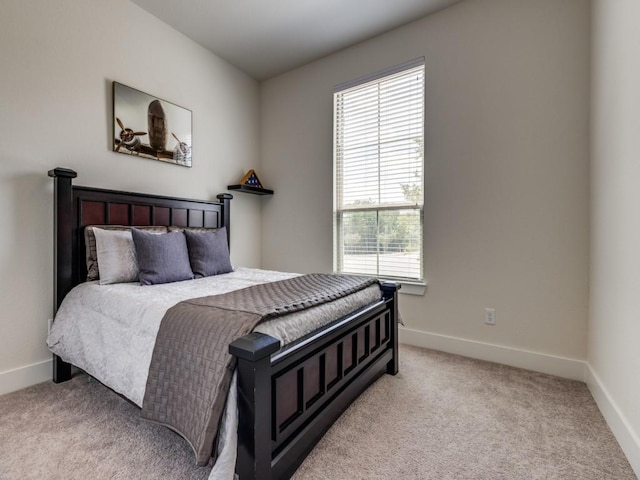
xmin=271 ymin=305 xmax=390 ymax=446
xmin=230 ymin=283 xmax=399 ymax=480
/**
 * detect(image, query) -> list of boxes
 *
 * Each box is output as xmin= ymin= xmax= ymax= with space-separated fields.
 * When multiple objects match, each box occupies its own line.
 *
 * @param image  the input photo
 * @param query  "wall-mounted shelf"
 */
xmin=227 ymin=184 xmax=274 ymax=196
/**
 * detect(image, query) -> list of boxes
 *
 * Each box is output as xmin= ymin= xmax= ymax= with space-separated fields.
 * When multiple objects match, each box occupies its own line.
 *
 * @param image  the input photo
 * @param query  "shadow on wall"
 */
xmin=0 ymin=172 xmax=55 ymax=358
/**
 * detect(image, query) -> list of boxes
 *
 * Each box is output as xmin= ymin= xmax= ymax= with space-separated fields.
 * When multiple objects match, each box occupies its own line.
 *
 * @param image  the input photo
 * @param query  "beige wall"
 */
xmin=260 ymin=0 xmax=590 ymax=361
xmin=0 ymin=0 xmax=260 ymax=381
xmin=589 ymin=0 xmax=640 ymax=473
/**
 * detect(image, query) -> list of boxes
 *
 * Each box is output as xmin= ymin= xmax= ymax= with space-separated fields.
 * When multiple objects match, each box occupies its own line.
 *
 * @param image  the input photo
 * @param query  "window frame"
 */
xmin=333 ymin=59 xmax=425 ymax=286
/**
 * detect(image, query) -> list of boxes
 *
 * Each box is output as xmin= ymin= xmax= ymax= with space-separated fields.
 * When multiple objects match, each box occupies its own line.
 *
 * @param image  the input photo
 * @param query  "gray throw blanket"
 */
xmin=141 ymin=273 xmax=378 ymax=465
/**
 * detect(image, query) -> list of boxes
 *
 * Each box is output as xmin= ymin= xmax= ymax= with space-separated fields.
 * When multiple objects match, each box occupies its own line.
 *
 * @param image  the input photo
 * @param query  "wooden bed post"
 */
xmin=229 ymin=332 xmax=281 ymax=480
xmin=381 ymin=282 xmax=400 ymax=375
xmin=48 ymin=167 xmax=77 ymax=383
xmin=216 ymin=193 xmax=233 ymax=248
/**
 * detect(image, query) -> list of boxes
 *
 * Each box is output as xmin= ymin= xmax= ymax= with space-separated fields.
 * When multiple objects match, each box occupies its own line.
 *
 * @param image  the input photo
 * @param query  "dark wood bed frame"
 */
xmin=48 ymin=167 xmax=399 ymax=480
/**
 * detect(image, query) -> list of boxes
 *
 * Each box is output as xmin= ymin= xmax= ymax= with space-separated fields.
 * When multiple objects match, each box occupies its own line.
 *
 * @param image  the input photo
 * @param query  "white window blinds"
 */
xmin=334 ymin=60 xmax=424 ymax=282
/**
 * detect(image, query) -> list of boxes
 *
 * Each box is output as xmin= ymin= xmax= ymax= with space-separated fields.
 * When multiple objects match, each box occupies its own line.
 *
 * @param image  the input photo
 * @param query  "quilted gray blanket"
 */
xmin=141 ymin=273 xmax=378 ymax=465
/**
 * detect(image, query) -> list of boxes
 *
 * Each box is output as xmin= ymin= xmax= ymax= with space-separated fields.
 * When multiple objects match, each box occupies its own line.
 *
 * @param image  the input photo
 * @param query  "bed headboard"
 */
xmin=48 ymin=167 xmax=232 ymax=312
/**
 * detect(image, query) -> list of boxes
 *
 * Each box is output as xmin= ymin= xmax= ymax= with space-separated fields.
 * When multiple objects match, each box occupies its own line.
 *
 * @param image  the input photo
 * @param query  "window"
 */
xmin=333 ymin=60 xmax=424 ymax=283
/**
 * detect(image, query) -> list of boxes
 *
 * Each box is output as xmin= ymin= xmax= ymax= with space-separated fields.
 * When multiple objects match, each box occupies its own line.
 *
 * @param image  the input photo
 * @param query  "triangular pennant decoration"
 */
xmin=239 ymin=169 xmax=263 ymax=188
xmin=228 ymin=169 xmax=273 ymax=195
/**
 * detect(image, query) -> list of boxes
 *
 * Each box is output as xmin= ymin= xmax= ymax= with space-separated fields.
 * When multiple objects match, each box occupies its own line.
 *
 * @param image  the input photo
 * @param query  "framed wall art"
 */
xmin=112 ymin=82 xmax=192 ymax=167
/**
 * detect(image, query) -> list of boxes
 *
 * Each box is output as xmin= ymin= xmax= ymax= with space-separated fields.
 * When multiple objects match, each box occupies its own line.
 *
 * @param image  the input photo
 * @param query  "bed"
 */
xmin=47 ymin=167 xmax=399 ymax=480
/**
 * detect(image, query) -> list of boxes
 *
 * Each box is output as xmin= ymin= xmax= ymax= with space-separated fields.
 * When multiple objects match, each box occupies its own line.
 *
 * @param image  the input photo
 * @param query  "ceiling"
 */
xmin=131 ymin=0 xmax=463 ymax=80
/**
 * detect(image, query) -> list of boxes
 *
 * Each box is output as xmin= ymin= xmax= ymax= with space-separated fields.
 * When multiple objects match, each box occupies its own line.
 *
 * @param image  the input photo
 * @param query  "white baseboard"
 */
xmin=0 ymin=359 xmax=52 ymax=396
xmin=585 ymin=364 xmax=640 ymax=478
xmin=399 ymin=327 xmax=586 ymax=381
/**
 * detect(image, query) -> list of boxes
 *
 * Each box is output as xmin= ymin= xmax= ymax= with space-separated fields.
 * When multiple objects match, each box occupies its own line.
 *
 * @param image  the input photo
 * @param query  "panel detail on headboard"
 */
xmin=188 ymin=209 xmax=204 ymax=227
xmin=81 ymin=200 xmax=106 ymax=225
xmin=173 ymin=209 xmax=188 ymax=227
xmin=108 ymin=203 xmax=128 ymax=224
xmin=132 ymin=205 xmax=151 ymax=225
xmin=204 ymin=210 xmax=219 ymax=228
xmin=155 ymin=207 xmax=171 ymax=226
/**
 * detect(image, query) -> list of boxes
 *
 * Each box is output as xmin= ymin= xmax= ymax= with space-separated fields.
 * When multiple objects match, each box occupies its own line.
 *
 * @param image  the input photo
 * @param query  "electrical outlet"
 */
xmin=484 ymin=308 xmax=496 ymax=326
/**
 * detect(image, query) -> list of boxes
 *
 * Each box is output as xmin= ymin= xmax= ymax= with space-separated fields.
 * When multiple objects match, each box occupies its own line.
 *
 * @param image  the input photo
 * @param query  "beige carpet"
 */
xmin=0 ymin=345 xmax=635 ymax=479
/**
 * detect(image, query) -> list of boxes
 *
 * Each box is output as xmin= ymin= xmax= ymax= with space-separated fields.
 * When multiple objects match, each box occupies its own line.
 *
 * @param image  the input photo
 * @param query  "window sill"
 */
xmin=380 ymin=280 xmax=426 ymax=296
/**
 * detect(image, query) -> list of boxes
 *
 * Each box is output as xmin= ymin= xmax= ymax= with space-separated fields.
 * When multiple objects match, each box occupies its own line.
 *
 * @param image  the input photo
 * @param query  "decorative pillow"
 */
xmin=184 ymin=227 xmax=232 ymax=278
xmin=85 ymin=225 xmax=168 ymax=281
xmin=131 ymin=229 xmax=194 ymax=285
xmin=92 ymin=228 xmax=139 ymax=285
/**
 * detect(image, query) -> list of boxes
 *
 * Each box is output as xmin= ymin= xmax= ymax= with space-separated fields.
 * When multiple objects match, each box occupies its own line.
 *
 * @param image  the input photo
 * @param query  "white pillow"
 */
xmin=93 ymin=228 xmax=139 ymax=285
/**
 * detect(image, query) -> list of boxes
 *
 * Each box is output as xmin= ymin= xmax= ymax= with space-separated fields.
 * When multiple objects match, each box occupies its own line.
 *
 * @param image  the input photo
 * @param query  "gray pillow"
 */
xmin=131 ymin=229 xmax=194 ymax=285
xmin=92 ymin=228 xmax=139 ymax=285
xmin=85 ymin=225 xmax=168 ymax=281
xmin=184 ymin=227 xmax=232 ymax=278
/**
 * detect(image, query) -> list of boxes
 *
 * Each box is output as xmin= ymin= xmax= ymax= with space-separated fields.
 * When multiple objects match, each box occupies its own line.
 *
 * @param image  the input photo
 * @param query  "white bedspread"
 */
xmin=47 ymin=267 xmax=380 ymax=479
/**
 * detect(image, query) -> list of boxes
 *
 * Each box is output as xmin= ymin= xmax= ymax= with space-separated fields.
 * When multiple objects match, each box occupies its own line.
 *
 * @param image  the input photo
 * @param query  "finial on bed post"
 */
xmin=48 ymin=167 xmax=77 ymax=383
xmin=230 ymin=332 xmax=281 ymax=479
xmin=217 ymin=193 xmax=233 ymax=248
xmin=381 ymin=282 xmax=400 ymax=375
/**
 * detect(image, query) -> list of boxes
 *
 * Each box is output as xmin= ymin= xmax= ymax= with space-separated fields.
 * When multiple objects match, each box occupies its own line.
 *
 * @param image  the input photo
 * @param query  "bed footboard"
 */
xmin=230 ymin=282 xmax=399 ymax=480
